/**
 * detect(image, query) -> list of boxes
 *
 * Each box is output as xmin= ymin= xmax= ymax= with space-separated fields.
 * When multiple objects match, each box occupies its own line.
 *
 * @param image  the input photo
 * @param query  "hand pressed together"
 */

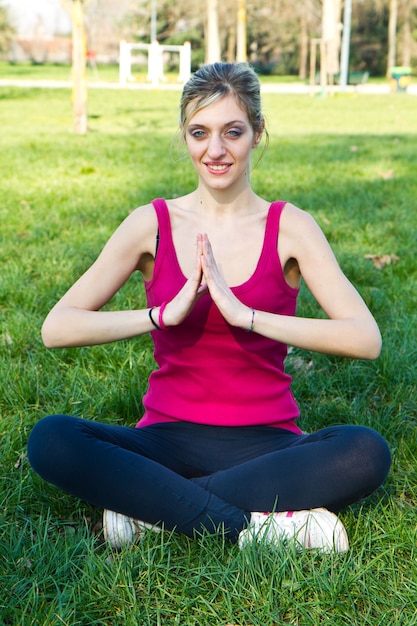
xmin=162 ymin=233 xmax=251 ymax=330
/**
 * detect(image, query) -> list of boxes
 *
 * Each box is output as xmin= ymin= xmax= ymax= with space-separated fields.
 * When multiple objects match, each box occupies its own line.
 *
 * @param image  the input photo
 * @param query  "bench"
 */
xmin=314 ymin=71 xmax=370 ymax=85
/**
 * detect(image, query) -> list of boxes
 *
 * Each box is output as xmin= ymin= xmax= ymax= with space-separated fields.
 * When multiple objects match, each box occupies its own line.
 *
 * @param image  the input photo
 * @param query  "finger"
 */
xmin=201 ymin=237 xmax=219 ymax=274
xmin=197 ymin=232 xmax=207 ymax=253
xmin=201 ymin=233 xmax=213 ymax=257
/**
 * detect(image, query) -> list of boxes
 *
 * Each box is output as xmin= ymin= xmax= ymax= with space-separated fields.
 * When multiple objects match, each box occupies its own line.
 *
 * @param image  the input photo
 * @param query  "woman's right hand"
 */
xmin=156 ymin=236 xmax=208 ymax=328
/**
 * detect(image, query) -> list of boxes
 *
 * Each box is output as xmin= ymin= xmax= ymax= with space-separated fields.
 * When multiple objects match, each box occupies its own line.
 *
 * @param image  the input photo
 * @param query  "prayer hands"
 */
xmin=160 ymin=233 xmax=251 ymax=330
xmin=198 ymin=233 xmax=248 ymax=327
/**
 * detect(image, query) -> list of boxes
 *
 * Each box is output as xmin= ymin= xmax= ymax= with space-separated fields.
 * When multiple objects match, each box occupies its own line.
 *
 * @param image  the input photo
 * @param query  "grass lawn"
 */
xmin=1 ymin=80 xmax=417 ymax=625
xmin=0 ymin=60 xmax=121 ymax=83
xmin=0 ymin=61 xmax=392 ymax=86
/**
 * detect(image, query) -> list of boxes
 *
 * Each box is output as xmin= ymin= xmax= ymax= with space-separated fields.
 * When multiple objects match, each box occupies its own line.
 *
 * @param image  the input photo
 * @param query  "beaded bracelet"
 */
xmin=148 ymin=307 xmax=162 ymax=331
xmin=246 ymin=308 xmax=255 ymax=332
xmin=158 ymin=301 xmax=168 ymax=330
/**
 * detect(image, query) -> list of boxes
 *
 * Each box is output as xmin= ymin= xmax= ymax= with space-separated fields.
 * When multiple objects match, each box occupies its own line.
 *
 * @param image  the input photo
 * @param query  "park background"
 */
xmin=1 ymin=0 xmax=417 ymax=77
xmin=1 ymin=0 xmax=417 ymax=624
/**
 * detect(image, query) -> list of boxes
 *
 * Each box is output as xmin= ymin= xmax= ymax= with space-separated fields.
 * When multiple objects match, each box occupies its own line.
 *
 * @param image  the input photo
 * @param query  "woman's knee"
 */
xmin=315 ymin=424 xmax=391 ymax=492
xmin=27 ymin=414 xmax=80 ymax=478
xmin=348 ymin=425 xmax=392 ymax=489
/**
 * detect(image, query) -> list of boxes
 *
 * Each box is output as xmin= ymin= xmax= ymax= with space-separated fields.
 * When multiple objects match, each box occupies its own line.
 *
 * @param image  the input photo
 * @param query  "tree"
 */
xmin=206 ymin=0 xmax=221 ymax=62
xmin=401 ymin=0 xmax=412 ymax=65
xmin=236 ymin=0 xmax=247 ymax=62
xmin=77 ymin=0 xmax=416 ymax=78
xmin=0 ymin=3 xmax=14 ymax=57
xmin=294 ymin=0 xmax=322 ymax=79
xmin=387 ymin=0 xmax=398 ymax=72
xmin=322 ymin=0 xmax=342 ymax=81
xmin=399 ymin=0 xmax=417 ymax=67
xmin=61 ymin=0 xmax=88 ymax=135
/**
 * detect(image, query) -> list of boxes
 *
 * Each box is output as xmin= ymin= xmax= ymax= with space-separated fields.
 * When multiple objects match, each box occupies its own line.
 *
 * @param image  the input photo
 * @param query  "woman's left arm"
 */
xmin=251 ymin=204 xmax=382 ymax=359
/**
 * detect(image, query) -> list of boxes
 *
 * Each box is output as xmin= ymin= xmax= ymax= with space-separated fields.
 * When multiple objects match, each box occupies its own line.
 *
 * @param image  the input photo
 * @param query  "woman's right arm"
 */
xmin=42 ymin=204 xmax=159 ymax=348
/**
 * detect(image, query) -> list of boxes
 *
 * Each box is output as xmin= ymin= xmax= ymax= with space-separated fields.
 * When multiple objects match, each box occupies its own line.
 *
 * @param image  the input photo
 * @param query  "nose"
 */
xmin=207 ymin=133 xmax=226 ymax=159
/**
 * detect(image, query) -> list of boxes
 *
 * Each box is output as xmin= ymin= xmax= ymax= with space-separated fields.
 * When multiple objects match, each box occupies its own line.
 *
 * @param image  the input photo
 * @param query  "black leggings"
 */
xmin=27 ymin=416 xmax=391 ymax=542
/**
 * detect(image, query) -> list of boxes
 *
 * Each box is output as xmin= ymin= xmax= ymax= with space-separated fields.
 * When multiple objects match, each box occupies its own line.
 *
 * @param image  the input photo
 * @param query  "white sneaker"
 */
xmin=238 ymin=507 xmax=349 ymax=554
xmin=102 ymin=509 xmax=161 ymax=550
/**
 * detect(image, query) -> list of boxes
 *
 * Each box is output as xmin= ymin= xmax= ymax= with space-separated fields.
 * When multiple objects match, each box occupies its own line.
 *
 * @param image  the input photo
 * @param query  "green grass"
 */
xmin=0 ymin=60 xmax=121 ymax=82
xmin=0 ymin=61 xmax=393 ymax=85
xmin=1 ymin=83 xmax=417 ymax=624
xmin=0 ymin=61 xmax=192 ymax=85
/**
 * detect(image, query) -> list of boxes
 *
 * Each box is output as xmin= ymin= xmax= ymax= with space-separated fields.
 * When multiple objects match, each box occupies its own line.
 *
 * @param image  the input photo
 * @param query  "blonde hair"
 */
xmin=180 ymin=62 xmax=266 ymax=141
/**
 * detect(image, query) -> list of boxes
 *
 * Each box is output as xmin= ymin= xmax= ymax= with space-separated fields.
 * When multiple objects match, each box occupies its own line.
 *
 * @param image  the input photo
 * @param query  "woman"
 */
xmin=28 ymin=63 xmax=391 ymax=552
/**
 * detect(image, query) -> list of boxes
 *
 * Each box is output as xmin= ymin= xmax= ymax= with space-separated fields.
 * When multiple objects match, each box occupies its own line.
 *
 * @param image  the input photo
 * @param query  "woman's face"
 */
xmin=184 ymin=94 xmax=261 ymax=192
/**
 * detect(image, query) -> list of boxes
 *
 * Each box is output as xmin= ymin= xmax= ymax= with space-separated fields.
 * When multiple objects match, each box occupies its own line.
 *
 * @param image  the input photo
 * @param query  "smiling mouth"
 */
xmin=205 ymin=163 xmax=231 ymax=171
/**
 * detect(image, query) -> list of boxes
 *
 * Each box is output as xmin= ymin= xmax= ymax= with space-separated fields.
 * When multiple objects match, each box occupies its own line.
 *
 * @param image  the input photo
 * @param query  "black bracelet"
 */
xmin=246 ymin=308 xmax=255 ymax=332
xmin=148 ymin=307 xmax=162 ymax=330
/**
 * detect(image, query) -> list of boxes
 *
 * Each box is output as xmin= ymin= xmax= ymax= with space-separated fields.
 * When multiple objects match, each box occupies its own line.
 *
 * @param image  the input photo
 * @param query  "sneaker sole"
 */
xmin=103 ymin=509 xmax=137 ymax=550
xmin=239 ymin=507 xmax=349 ymax=553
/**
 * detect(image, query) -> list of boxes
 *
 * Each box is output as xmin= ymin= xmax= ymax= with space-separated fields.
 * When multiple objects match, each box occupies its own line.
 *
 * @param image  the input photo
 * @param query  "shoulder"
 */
xmin=97 ymin=202 xmax=159 ymax=265
xmin=115 ymin=202 xmax=159 ymax=240
xmin=281 ymin=202 xmax=319 ymax=228
xmin=278 ymin=202 xmax=336 ymax=266
xmin=280 ymin=202 xmax=329 ymax=244
xmin=125 ymin=202 xmax=158 ymax=227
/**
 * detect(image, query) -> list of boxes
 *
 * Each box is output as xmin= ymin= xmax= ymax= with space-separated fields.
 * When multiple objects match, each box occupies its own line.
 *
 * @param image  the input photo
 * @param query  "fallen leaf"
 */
xmin=379 ymin=169 xmax=394 ymax=180
xmin=364 ymin=253 xmax=399 ymax=269
xmin=1 ymin=331 xmax=12 ymax=345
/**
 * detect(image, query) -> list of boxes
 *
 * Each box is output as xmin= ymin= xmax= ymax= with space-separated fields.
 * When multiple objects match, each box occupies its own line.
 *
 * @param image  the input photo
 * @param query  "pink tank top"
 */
xmin=138 ymin=198 xmax=301 ymax=433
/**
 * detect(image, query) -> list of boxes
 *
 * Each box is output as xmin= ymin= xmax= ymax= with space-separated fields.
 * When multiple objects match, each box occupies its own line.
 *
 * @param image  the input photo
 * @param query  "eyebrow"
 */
xmin=187 ymin=120 xmax=247 ymax=130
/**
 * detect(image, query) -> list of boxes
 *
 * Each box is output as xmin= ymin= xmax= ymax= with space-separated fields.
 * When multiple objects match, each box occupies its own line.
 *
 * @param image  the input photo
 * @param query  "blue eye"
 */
xmin=227 ymin=129 xmax=243 ymax=138
xmin=190 ymin=130 xmax=205 ymax=138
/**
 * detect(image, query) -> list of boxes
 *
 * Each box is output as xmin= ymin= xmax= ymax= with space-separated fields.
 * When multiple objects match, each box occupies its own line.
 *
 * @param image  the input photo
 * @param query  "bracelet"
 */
xmin=148 ymin=307 xmax=162 ymax=331
xmin=246 ymin=308 xmax=255 ymax=332
xmin=158 ymin=301 xmax=168 ymax=330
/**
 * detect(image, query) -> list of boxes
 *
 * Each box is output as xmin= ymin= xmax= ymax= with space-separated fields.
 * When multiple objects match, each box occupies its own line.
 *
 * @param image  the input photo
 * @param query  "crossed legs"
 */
xmin=27 ymin=416 xmax=391 ymax=542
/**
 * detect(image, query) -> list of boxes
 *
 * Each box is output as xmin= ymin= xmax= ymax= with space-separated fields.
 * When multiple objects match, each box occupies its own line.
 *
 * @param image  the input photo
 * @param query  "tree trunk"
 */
xmin=322 ymin=0 xmax=342 ymax=77
xmin=298 ymin=9 xmax=308 ymax=80
xmin=71 ymin=0 xmax=88 ymax=134
xmin=206 ymin=0 xmax=221 ymax=63
xmin=226 ymin=21 xmax=236 ymax=63
xmin=236 ymin=0 xmax=247 ymax=62
xmin=401 ymin=0 xmax=412 ymax=67
xmin=387 ymin=0 xmax=398 ymax=76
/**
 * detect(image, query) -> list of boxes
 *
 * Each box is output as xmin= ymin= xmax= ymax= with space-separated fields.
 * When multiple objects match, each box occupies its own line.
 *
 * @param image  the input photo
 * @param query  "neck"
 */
xmin=193 ymin=185 xmax=258 ymax=217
